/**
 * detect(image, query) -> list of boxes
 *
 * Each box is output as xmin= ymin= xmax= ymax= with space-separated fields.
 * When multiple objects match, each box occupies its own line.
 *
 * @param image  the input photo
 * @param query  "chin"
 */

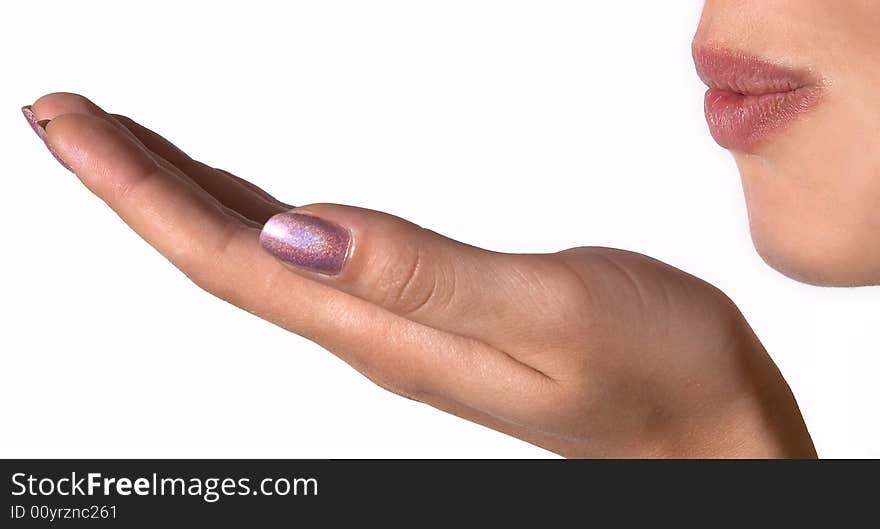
xmin=732 ymin=140 xmax=880 ymax=287
xmin=748 ymin=218 xmax=880 ymax=287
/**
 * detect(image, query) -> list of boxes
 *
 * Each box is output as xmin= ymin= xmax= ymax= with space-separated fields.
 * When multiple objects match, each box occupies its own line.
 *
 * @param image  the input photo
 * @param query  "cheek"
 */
xmin=732 ymin=96 xmax=880 ymax=285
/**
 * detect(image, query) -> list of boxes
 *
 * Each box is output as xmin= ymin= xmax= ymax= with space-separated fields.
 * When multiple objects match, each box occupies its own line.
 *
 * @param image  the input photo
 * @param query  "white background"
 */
xmin=1 ymin=1 xmax=877 ymax=458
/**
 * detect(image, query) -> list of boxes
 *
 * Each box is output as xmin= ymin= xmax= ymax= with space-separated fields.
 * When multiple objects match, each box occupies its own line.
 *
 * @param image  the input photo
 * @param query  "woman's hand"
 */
xmin=22 ymin=93 xmax=815 ymax=458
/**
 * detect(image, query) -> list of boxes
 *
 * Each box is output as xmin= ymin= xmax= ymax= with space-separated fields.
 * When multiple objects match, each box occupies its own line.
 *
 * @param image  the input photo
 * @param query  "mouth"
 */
xmin=693 ymin=48 xmax=823 ymax=153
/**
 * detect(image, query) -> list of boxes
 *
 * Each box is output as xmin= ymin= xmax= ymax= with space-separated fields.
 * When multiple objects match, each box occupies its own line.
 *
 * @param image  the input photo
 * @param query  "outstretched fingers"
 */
xmin=26 ymin=106 xmax=554 ymax=427
xmin=28 ymin=92 xmax=287 ymax=226
xmin=112 ymin=113 xmax=291 ymax=224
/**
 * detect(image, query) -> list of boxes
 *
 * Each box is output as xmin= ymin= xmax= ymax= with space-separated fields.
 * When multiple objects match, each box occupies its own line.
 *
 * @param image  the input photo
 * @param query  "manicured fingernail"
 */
xmin=22 ymin=106 xmax=48 ymax=141
xmin=21 ymin=106 xmax=73 ymax=172
xmin=260 ymin=212 xmax=352 ymax=275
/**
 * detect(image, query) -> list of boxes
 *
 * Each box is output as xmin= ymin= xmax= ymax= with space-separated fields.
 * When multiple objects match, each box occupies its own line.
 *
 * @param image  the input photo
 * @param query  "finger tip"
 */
xmin=21 ymin=105 xmax=75 ymax=172
xmin=31 ymin=92 xmax=100 ymax=122
xmin=40 ymin=113 xmax=116 ymax=173
xmin=21 ymin=105 xmax=47 ymax=140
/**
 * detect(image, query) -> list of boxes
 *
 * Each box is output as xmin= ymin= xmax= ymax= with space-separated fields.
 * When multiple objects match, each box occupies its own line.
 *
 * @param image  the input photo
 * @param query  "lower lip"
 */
xmin=703 ymin=86 xmax=820 ymax=152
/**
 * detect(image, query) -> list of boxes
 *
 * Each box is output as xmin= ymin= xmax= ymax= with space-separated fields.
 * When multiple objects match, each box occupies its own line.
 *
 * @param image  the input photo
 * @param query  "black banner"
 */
xmin=2 ymin=460 xmax=876 ymax=525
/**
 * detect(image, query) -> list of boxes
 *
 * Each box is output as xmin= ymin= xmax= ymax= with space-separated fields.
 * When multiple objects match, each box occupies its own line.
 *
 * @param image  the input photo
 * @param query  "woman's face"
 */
xmin=693 ymin=0 xmax=880 ymax=286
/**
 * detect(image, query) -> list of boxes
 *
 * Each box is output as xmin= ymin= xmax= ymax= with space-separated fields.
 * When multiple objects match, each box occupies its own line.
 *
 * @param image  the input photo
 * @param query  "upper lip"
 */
xmin=692 ymin=47 xmax=816 ymax=96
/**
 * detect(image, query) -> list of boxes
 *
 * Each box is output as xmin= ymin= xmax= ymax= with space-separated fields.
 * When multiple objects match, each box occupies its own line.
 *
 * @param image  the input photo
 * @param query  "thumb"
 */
xmin=259 ymin=203 xmax=532 ymax=347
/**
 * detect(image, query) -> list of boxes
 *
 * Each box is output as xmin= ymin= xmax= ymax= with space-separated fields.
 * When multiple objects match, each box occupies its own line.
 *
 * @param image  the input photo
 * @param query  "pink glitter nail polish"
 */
xmin=260 ymin=212 xmax=352 ymax=275
xmin=21 ymin=106 xmax=48 ymax=141
xmin=21 ymin=106 xmax=74 ymax=172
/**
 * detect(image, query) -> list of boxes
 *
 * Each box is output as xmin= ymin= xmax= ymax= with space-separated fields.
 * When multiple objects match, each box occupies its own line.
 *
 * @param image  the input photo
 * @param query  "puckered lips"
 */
xmin=693 ymin=47 xmax=823 ymax=153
